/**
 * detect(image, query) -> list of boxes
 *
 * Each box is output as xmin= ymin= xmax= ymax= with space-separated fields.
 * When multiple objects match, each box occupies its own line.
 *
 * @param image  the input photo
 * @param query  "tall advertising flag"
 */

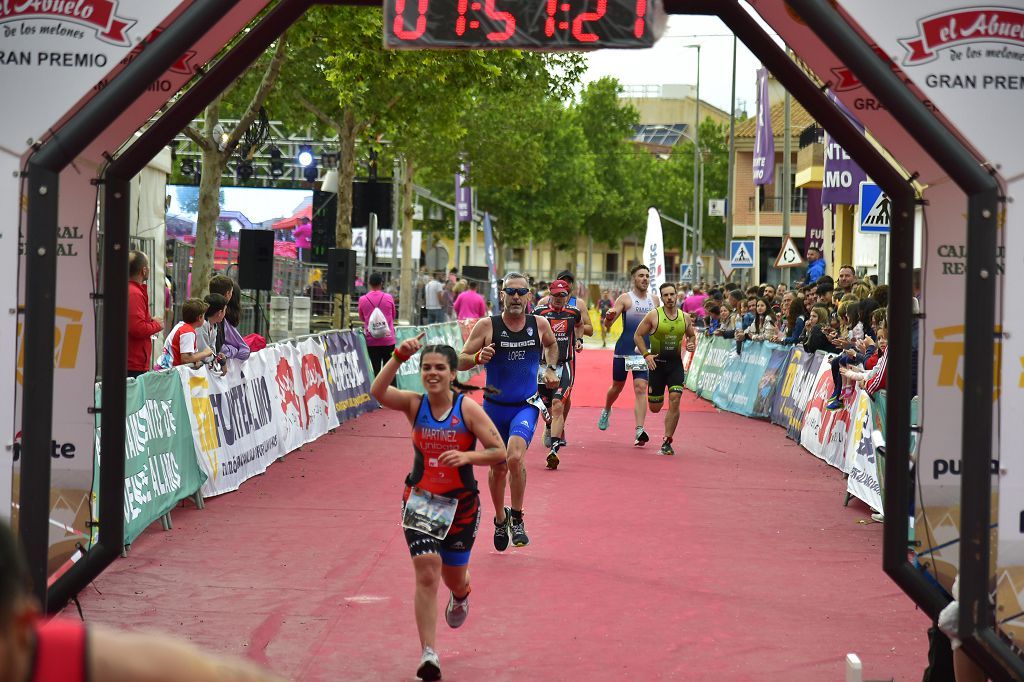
xmin=482 ymin=213 xmax=499 ymax=310
xmin=753 ymin=68 xmax=775 ymax=186
xmin=644 ymin=207 xmax=666 ymax=291
xmin=821 ymin=92 xmax=867 ymax=206
xmin=455 ymin=164 xmax=473 ymax=222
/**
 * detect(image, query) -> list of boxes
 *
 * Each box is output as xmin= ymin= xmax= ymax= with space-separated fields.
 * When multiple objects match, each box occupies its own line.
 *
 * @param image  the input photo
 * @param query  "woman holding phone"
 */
xmin=370 ymin=332 xmax=506 ymax=681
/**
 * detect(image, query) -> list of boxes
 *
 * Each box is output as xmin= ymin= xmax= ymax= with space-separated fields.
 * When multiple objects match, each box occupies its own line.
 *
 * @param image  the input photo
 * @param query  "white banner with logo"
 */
xmin=845 ymin=389 xmax=883 ymax=513
xmin=178 ymin=355 xmax=282 ymax=498
xmin=273 ymin=338 xmax=339 ymax=454
xmin=799 ymin=360 xmax=854 ymax=471
xmin=643 ymin=208 xmax=666 ymax=292
xmin=838 ymin=0 xmax=1024 ymax=645
xmin=6 ymin=0 xmax=272 ymax=566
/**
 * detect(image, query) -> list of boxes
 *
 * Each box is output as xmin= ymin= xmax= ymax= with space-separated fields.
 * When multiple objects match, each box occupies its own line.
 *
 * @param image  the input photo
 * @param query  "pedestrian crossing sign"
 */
xmin=858 ymin=181 xmax=891 ymax=234
xmin=730 ymin=240 xmax=755 ymax=269
xmin=679 ymin=263 xmax=692 ymax=282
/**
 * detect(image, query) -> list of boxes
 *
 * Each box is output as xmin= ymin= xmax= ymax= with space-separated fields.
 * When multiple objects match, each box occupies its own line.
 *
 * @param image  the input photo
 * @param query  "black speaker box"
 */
xmin=326 ymin=248 xmax=357 ymax=296
xmin=461 ymin=265 xmax=489 ymax=282
xmin=237 ymin=229 xmax=275 ymax=290
xmin=352 ymin=181 xmax=393 ymax=230
xmin=311 ymin=190 xmax=337 ymax=263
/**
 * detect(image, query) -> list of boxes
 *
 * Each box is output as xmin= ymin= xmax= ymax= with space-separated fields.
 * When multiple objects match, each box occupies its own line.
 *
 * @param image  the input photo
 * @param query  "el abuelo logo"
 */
xmin=900 ymin=7 xmax=1024 ymax=65
xmin=0 ymin=0 xmax=135 ymax=46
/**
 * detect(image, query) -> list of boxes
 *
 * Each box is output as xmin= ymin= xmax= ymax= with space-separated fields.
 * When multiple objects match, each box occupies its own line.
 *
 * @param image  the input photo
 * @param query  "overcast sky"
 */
xmin=581 ymin=11 xmax=782 ymax=118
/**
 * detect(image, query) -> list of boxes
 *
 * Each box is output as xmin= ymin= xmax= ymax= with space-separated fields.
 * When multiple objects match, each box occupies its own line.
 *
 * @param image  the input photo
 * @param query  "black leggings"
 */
xmin=367 ymin=344 xmax=395 ymax=379
xmin=830 ymin=354 xmax=855 ymax=396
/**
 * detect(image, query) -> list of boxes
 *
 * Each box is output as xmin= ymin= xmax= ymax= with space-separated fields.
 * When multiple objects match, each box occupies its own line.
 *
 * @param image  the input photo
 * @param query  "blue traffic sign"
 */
xmin=730 ymin=240 xmax=755 ymax=269
xmin=858 ymin=181 xmax=891 ymax=233
xmin=679 ymin=264 xmax=692 ymax=282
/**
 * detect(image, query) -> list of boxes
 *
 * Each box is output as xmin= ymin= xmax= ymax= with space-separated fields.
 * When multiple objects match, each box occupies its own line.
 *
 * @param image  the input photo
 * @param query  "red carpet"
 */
xmin=67 ymin=349 xmax=928 ymax=680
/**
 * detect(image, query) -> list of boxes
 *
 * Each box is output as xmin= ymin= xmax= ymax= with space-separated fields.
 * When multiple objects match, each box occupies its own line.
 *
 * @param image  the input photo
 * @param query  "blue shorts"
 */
xmin=612 ymin=356 xmax=649 ymax=383
xmin=483 ymin=399 xmax=539 ymax=447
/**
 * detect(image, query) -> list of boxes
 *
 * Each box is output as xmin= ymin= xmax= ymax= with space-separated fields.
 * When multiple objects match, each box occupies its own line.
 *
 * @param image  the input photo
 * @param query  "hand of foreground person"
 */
xmin=438 ymin=450 xmax=472 ymax=467
xmin=397 ymin=331 xmax=426 ymax=358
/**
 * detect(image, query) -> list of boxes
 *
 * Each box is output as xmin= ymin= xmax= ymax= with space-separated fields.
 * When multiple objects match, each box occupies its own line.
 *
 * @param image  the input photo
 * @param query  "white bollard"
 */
xmin=291 ymin=295 xmax=311 ymax=336
xmin=845 ymin=653 xmax=862 ymax=682
xmin=269 ymin=296 xmax=290 ymax=339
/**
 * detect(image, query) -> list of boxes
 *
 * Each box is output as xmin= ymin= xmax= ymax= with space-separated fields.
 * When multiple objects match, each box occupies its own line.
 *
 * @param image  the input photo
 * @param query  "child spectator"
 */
xmin=738 ymin=297 xmax=777 ymax=342
xmin=197 ymin=294 xmax=229 ymax=373
xmin=802 ymin=306 xmax=840 ymax=355
xmin=161 ymin=298 xmax=214 ymax=369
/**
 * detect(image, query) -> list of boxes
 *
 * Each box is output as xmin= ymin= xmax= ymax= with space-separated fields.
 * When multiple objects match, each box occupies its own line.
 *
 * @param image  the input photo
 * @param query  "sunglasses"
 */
xmin=551 ymin=292 xmax=569 ymax=298
xmin=503 ymin=287 xmax=530 ymax=297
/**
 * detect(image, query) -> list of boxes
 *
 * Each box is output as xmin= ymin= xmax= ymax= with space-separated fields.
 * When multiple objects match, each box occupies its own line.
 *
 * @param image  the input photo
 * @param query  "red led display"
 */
xmin=384 ymin=0 xmax=665 ymax=50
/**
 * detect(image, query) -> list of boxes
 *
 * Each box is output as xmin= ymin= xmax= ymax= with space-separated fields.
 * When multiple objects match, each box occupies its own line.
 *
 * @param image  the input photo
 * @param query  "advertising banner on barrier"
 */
xmin=845 ymin=390 xmax=883 ymax=513
xmin=771 ymin=349 xmax=825 ymax=442
xmin=323 ymin=331 xmax=377 ymax=423
xmin=179 ymin=353 xmax=282 ymax=498
xmin=712 ymin=341 xmax=777 ymax=417
xmin=692 ymin=336 xmax=736 ymax=400
xmin=753 ymin=348 xmax=791 ymax=419
xmin=684 ymin=337 xmax=711 ymax=393
xmin=274 ymin=338 xmax=340 ymax=453
xmin=120 ymin=371 xmax=206 ymax=546
xmin=800 ymin=362 xmax=855 ymax=472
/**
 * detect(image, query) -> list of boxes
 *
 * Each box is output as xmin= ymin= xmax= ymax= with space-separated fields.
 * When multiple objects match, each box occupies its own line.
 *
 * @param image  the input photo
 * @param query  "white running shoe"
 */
xmin=417 ymin=646 xmax=441 ymax=681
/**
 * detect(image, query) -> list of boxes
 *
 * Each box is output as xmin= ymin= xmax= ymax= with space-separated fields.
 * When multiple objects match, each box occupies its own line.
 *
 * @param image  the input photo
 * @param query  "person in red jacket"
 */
xmin=128 ymin=251 xmax=165 ymax=378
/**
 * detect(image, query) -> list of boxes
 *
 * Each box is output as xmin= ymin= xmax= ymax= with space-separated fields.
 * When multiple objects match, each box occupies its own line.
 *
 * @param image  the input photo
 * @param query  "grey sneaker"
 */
xmin=659 ymin=438 xmax=675 ymax=456
xmin=445 ymin=591 xmax=470 ymax=628
xmin=634 ymin=426 xmax=650 ymax=446
xmin=543 ymin=425 xmax=552 ymax=448
xmin=598 ymin=410 xmax=610 ymax=430
xmin=493 ymin=507 xmax=511 ymax=552
xmin=417 ymin=646 xmax=441 ymax=681
xmin=509 ymin=513 xmax=529 ymax=547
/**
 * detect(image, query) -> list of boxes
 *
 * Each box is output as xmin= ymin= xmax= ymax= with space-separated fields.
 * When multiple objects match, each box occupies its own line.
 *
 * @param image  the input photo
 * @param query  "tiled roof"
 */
xmin=735 ymin=98 xmax=814 ymax=138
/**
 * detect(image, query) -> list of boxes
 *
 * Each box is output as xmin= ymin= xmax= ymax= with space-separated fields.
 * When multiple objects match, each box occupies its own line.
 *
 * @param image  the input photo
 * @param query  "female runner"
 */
xmin=370 ymin=333 xmax=506 ymax=681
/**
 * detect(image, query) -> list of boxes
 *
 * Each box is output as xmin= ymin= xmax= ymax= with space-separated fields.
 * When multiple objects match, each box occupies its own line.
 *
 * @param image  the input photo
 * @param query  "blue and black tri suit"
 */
xmin=403 ymin=393 xmax=480 ymax=566
xmin=484 ymin=314 xmax=544 ymax=446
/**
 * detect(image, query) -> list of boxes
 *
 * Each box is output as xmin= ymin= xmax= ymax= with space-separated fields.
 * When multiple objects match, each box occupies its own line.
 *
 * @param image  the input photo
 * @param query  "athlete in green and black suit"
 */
xmin=633 ymin=282 xmax=696 ymax=456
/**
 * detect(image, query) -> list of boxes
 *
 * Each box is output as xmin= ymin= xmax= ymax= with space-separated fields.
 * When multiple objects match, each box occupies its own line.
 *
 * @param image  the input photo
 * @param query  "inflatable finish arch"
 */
xmin=9 ymin=0 xmax=1017 ymax=676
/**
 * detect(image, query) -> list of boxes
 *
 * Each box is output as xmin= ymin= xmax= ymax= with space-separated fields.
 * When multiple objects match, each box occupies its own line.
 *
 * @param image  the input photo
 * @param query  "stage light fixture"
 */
xmin=236 ymin=160 xmax=254 ymax=182
xmin=268 ymin=145 xmax=285 ymax=178
xmin=297 ymin=144 xmax=314 ymax=168
xmin=303 ymin=162 xmax=319 ymax=184
xmin=180 ymin=158 xmax=195 ymax=177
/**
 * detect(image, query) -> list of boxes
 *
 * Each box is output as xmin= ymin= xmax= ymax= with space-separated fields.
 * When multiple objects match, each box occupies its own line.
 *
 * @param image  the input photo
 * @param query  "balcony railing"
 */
xmin=748 ymin=195 xmax=808 ymax=213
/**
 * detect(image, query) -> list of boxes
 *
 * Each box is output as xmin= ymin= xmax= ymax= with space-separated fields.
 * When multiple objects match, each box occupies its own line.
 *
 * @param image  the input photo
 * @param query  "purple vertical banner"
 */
xmin=482 ymin=213 xmax=499 ymax=311
xmin=752 ymin=68 xmax=774 ymax=186
xmin=805 ymin=188 xmax=824 ymax=255
xmin=455 ymin=163 xmax=473 ymax=222
xmin=821 ymin=92 xmax=867 ymax=205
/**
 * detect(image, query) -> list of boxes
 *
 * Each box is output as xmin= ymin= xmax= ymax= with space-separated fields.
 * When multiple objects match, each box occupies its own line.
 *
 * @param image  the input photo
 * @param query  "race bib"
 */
xmin=624 ymin=354 xmax=648 ymax=372
xmin=402 ymin=487 xmax=458 ymax=540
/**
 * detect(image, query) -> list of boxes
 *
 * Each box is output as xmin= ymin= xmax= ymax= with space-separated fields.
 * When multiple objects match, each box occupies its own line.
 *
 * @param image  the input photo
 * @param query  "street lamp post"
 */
xmin=679 ymin=128 xmax=705 ymax=286
xmin=684 ymin=44 xmax=702 ymax=282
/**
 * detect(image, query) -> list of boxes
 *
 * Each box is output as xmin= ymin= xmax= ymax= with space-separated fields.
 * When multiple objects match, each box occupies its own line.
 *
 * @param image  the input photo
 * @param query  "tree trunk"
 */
xmin=549 ymin=242 xmax=559 ymax=280
xmin=331 ymin=109 xmax=358 ymax=329
xmin=399 ymin=157 xmax=415 ymax=324
xmin=191 ymin=105 xmax=227 ymax=301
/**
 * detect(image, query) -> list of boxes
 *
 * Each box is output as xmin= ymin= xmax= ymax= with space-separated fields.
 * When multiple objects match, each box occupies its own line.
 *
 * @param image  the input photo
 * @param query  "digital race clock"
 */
xmin=383 ymin=0 xmax=667 ymax=50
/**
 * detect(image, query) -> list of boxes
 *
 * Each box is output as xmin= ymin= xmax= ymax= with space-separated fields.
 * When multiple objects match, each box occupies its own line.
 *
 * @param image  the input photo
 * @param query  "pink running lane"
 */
xmin=68 ymin=349 xmax=928 ymax=680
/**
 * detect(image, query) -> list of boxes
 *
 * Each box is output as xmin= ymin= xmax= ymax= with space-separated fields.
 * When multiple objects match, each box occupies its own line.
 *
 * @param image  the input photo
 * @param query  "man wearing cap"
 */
xmin=535 ymin=271 xmax=592 ymax=446
xmin=533 ymin=279 xmax=584 ymax=470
